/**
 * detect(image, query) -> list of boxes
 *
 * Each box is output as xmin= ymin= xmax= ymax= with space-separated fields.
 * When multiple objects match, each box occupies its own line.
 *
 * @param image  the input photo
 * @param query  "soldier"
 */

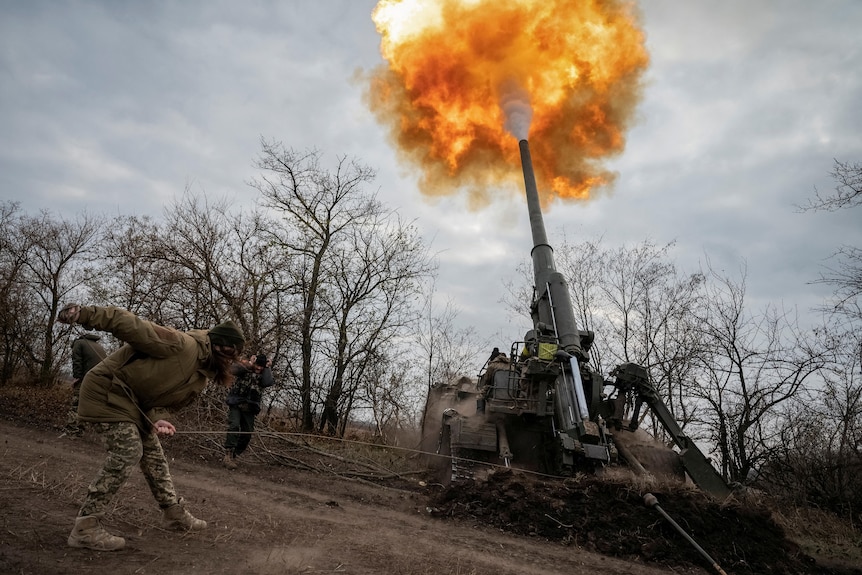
xmin=478 ymin=348 xmax=509 ymax=412
xmin=55 ymin=303 xmax=245 ymax=551
xmin=222 ymin=353 xmax=275 ymax=469
xmin=62 ymin=332 xmax=107 ymax=438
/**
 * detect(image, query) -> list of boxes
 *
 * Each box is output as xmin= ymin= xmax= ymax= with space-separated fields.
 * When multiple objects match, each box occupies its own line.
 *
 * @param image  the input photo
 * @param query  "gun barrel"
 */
xmin=517 ymin=139 xmax=582 ymax=356
xmin=518 ymin=139 xmax=555 ymax=289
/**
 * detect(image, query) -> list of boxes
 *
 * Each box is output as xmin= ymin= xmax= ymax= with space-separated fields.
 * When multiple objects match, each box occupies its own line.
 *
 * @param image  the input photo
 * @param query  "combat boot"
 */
xmin=222 ymin=452 xmax=237 ymax=470
xmin=162 ymin=500 xmax=207 ymax=531
xmin=67 ymin=515 xmax=125 ymax=551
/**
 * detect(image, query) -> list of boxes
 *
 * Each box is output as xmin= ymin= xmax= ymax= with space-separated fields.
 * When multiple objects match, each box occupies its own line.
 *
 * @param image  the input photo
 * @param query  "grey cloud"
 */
xmin=0 ymin=0 xmax=860 ymax=344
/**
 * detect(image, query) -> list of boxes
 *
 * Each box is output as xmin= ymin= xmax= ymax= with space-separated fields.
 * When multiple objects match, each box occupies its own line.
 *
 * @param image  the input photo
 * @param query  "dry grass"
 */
xmin=772 ymin=503 xmax=862 ymax=570
xmin=0 ymin=380 xmax=71 ymax=429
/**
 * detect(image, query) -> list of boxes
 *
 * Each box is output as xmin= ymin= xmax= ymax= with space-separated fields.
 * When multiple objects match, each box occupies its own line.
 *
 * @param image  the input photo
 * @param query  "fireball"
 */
xmin=365 ymin=0 xmax=649 ymax=207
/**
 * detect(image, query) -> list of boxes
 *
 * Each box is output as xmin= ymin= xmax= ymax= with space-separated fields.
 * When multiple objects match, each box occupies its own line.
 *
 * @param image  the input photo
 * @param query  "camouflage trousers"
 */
xmin=78 ymin=421 xmax=179 ymax=517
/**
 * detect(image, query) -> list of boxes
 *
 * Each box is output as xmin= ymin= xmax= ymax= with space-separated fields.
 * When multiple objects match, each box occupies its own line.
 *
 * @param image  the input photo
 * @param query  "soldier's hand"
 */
xmin=154 ymin=420 xmax=176 ymax=437
xmin=57 ymin=303 xmax=81 ymax=324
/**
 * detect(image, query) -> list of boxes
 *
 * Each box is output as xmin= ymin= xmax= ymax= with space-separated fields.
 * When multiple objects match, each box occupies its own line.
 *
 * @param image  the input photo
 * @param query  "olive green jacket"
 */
xmin=77 ymin=306 xmax=217 ymax=432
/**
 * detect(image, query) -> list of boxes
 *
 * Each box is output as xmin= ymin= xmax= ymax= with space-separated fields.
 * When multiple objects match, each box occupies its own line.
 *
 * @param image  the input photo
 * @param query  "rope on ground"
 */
xmin=168 ymin=426 xmax=568 ymax=482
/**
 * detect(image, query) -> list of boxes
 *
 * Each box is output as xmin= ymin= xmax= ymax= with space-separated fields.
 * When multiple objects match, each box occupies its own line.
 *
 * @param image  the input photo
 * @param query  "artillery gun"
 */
xmin=424 ymin=139 xmax=730 ymax=499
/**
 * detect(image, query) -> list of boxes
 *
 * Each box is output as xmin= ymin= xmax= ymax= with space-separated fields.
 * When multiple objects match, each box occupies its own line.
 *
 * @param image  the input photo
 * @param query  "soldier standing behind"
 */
xmin=62 ymin=332 xmax=107 ymax=438
xmin=55 ymin=303 xmax=245 ymax=551
xmin=223 ymin=353 xmax=275 ymax=470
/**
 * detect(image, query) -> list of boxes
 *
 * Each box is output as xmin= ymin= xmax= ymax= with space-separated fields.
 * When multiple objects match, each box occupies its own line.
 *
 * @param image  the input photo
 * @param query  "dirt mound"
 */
xmin=427 ymin=468 xmax=845 ymax=575
xmin=613 ymin=428 xmax=685 ymax=479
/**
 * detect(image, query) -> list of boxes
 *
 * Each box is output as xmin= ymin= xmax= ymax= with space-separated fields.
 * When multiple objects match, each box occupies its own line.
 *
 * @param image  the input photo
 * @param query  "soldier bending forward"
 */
xmin=56 ymin=304 xmax=245 ymax=551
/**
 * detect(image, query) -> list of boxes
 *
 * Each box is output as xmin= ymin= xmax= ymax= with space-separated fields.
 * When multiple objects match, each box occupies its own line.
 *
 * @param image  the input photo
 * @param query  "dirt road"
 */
xmin=0 ymin=418 xmax=699 ymax=575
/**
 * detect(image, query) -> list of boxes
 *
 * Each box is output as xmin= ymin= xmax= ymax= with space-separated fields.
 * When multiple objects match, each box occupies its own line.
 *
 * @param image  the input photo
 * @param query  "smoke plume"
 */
xmin=500 ymin=79 xmax=532 ymax=142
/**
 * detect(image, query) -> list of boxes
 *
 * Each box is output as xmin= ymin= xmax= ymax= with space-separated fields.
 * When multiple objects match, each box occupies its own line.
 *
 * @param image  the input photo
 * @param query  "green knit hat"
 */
xmin=208 ymin=320 xmax=245 ymax=348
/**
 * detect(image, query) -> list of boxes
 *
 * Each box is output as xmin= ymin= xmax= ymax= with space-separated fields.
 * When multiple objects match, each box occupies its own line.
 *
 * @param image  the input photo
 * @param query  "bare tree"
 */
xmin=252 ymin=140 xmax=385 ymax=432
xmin=816 ymin=244 xmax=862 ymax=327
xmin=359 ymin=354 xmax=423 ymax=445
xmin=801 ymin=159 xmax=862 ymax=325
xmin=90 ymin=214 xmax=177 ymax=321
xmin=7 ymin=208 xmax=102 ymax=384
xmin=0 ymin=202 xmax=41 ymax=384
xmin=764 ymin=158 xmax=862 ymax=511
xmin=693 ymin=263 xmax=829 ymax=482
xmin=762 ymin=327 xmax=862 ymax=514
xmin=801 ymin=159 xmax=862 ymax=212
xmin=551 ymin=237 xmax=708 ymax=434
xmin=317 ymin=210 xmax=434 ymax=435
xmin=159 ymin=191 xmax=246 ymax=328
xmin=156 ymin=190 xmax=293 ymax=348
xmin=414 ymin=278 xmax=479 ymax=391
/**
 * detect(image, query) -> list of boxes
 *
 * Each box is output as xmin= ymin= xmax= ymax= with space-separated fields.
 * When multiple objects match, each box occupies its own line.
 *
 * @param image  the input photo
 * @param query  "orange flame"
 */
xmin=364 ymin=0 xmax=649 ymax=207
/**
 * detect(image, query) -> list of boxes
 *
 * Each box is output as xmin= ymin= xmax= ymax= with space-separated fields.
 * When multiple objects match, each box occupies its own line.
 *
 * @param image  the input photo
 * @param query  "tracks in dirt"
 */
xmin=0 ymin=419 xmax=696 ymax=575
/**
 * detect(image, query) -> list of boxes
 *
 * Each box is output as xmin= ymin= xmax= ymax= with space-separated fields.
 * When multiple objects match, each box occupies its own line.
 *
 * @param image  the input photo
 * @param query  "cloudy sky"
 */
xmin=2 ymin=0 xmax=860 ymax=346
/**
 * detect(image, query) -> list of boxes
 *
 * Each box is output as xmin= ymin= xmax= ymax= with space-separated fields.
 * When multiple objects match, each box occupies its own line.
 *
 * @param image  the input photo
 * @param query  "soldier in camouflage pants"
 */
xmin=56 ymin=303 xmax=246 ymax=551
xmin=80 ymin=422 xmax=180 ymax=516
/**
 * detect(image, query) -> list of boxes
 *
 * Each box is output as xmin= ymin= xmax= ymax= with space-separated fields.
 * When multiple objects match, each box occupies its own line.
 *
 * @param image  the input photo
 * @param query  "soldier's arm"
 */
xmin=259 ymin=367 xmax=276 ymax=389
xmin=75 ymin=306 xmax=183 ymax=359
